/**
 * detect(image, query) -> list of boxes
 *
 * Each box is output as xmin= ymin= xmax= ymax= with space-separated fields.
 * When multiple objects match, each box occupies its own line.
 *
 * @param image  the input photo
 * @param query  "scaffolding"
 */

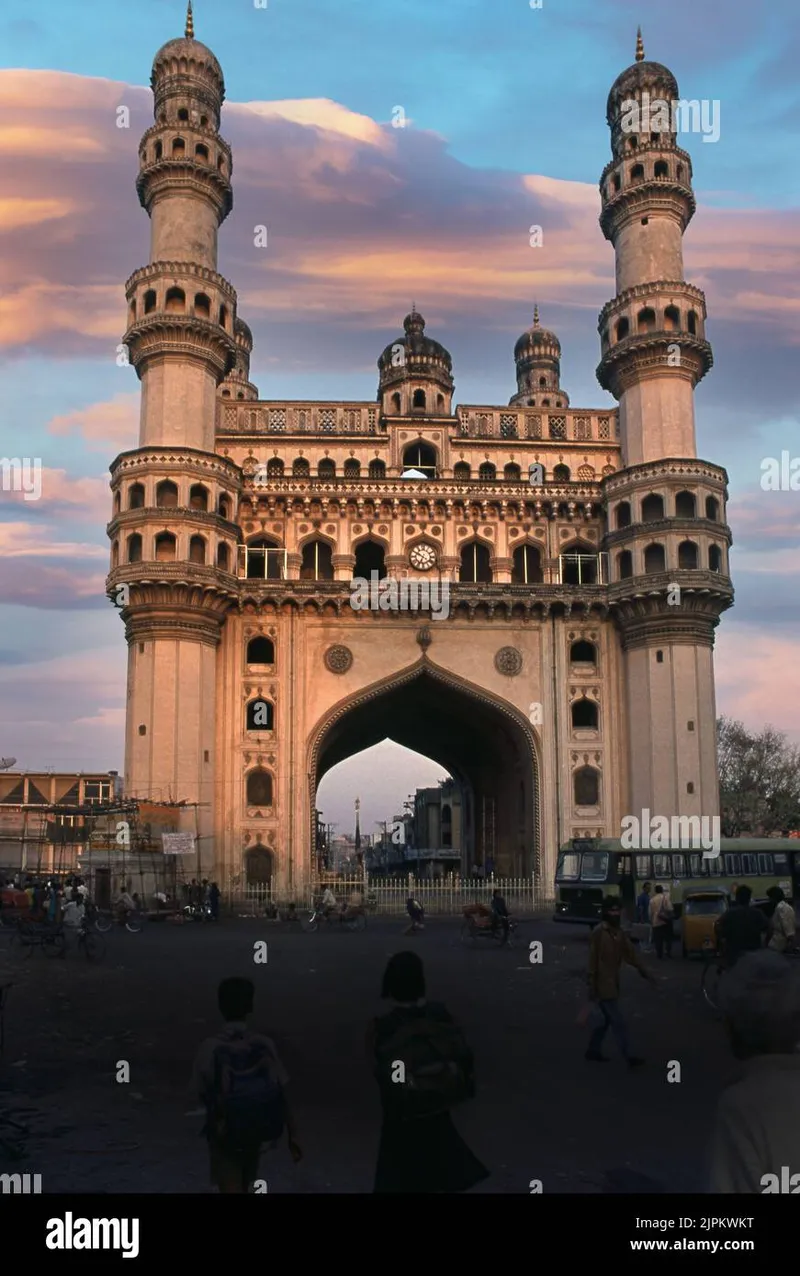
xmin=0 ymin=797 xmax=206 ymax=909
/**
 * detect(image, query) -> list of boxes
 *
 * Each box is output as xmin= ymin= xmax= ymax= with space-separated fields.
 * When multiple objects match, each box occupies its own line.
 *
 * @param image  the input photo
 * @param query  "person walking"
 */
xmin=367 ymin=951 xmax=489 ymax=1193
xmin=766 ymin=886 xmax=796 ymax=954
xmin=208 ymin=881 xmax=221 ymax=922
xmin=190 ymin=977 xmax=301 ymax=1193
xmin=649 ymin=885 xmax=674 ymax=959
xmin=404 ymin=894 xmax=425 ymax=934
xmin=586 ymin=896 xmax=654 ymax=1067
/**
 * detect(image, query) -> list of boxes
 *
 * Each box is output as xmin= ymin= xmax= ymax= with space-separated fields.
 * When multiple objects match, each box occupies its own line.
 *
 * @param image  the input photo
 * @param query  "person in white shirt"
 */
xmin=320 ymin=887 xmax=337 ymax=920
xmin=766 ymin=887 xmax=796 ymax=953
xmin=62 ymin=898 xmax=85 ymax=929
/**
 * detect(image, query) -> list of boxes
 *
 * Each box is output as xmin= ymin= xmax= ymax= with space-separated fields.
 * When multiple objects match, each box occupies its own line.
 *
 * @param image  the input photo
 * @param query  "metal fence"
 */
xmin=224 ymin=875 xmax=554 ymax=918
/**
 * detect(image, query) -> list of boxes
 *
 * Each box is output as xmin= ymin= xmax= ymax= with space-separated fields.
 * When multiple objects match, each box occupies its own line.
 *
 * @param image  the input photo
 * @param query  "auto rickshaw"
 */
xmin=681 ymin=888 xmax=729 ymax=958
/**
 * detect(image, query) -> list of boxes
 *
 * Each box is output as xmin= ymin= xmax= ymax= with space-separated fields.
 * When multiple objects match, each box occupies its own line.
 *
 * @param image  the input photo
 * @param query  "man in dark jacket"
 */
xmin=586 ymin=896 xmax=654 ymax=1067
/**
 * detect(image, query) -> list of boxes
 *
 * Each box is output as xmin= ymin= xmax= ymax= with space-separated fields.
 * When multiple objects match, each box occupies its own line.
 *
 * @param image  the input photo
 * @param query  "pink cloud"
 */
xmin=716 ymin=627 xmax=800 ymax=744
xmin=1 ymin=68 xmax=799 ymax=355
xmin=47 ymin=392 xmax=139 ymax=453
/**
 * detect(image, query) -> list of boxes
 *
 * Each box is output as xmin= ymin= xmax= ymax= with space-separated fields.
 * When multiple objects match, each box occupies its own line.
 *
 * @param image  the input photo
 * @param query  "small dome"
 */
xmin=607 ymin=33 xmax=678 ymax=122
xmin=234 ymin=317 xmax=253 ymax=346
xmin=378 ymin=308 xmax=452 ymax=371
xmin=514 ymin=308 xmax=561 ymax=360
xmin=152 ymin=37 xmax=224 ymax=86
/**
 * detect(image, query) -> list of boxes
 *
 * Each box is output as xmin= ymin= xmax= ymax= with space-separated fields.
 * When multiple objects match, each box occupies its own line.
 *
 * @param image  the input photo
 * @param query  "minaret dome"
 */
xmin=509 ymin=306 xmax=569 ymax=408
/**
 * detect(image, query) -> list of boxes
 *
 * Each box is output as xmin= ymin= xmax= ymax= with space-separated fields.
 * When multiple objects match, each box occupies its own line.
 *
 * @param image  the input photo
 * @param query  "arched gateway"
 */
xmin=308 ymin=660 xmax=541 ymax=878
xmin=107 ymin=15 xmax=733 ymax=900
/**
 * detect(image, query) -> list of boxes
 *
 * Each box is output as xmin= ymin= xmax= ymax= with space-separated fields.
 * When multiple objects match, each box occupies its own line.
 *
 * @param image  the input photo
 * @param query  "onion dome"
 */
xmin=509 ymin=306 xmax=569 ymax=408
xmin=513 ymin=304 xmax=561 ymax=362
xmin=606 ymin=29 xmax=678 ymax=125
xmin=378 ymin=309 xmax=453 ymax=375
xmin=151 ymin=3 xmax=225 ymax=108
xmin=378 ymin=307 xmax=454 ymax=414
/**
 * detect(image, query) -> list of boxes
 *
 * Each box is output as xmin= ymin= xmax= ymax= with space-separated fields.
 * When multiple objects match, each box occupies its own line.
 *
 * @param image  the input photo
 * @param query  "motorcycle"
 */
xmin=182 ymin=901 xmax=212 ymax=923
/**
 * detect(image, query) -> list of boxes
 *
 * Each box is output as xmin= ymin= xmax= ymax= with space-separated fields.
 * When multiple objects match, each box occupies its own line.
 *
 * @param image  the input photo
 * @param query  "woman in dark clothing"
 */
xmin=368 ymin=951 xmax=489 ymax=1193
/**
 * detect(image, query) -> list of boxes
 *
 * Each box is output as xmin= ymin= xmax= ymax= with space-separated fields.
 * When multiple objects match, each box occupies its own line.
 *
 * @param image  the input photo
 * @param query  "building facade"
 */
xmin=107 ymin=13 xmax=733 ymax=894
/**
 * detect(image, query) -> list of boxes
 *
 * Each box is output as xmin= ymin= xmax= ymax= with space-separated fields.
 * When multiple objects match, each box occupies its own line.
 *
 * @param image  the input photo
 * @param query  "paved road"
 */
xmin=0 ymin=915 xmax=732 ymax=1193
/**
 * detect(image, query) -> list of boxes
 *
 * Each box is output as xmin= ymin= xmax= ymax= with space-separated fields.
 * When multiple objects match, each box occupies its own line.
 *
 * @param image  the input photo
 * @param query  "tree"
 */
xmin=717 ymin=717 xmax=800 ymax=837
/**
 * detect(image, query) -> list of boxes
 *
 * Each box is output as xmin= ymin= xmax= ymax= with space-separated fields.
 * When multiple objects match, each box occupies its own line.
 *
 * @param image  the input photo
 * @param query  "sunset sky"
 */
xmin=0 ymin=0 xmax=798 ymax=836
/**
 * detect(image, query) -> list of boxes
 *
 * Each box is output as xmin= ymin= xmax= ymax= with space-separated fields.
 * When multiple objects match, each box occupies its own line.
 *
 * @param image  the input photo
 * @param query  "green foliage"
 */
xmin=717 ymin=717 xmax=800 ymax=837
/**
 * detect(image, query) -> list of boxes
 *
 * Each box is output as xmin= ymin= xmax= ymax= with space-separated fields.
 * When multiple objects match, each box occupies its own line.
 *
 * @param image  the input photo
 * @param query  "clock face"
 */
xmin=409 ymin=543 xmax=437 ymax=571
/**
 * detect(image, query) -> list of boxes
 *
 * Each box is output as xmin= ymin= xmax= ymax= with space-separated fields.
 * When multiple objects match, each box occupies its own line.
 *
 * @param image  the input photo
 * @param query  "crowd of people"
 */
xmin=188 ymin=881 xmax=799 ymax=1195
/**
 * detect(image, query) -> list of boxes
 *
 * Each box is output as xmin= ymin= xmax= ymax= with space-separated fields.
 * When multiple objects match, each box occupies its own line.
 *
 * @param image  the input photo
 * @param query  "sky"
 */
xmin=0 ymin=0 xmax=798 ymax=837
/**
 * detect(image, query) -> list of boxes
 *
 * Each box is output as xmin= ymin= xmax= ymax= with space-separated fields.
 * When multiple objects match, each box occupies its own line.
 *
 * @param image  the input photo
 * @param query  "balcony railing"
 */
xmin=238 ymin=546 xmax=290 ymax=580
xmin=556 ymin=553 xmax=608 ymax=586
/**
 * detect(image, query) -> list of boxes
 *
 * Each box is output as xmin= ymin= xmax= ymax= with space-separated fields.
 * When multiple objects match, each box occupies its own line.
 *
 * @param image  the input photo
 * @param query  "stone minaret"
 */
xmin=108 ymin=4 xmax=240 ymax=855
xmin=598 ymin=32 xmax=733 ymax=827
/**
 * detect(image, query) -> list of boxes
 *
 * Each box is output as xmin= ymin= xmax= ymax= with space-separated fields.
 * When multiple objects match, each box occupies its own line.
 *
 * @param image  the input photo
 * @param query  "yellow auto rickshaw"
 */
xmin=681 ymin=888 xmax=729 ymax=958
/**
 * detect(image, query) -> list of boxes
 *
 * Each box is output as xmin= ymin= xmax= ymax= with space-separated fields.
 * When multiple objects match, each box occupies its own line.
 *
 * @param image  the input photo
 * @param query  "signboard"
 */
xmin=162 ymin=833 xmax=196 ymax=856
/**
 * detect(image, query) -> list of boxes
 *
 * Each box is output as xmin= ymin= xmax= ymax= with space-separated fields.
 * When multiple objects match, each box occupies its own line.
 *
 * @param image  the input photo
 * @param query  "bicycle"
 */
xmin=460 ymin=914 xmax=518 ymax=947
xmin=92 ymin=906 xmax=145 ymax=934
xmin=701 ymin=957 xmax=725 ymax=1011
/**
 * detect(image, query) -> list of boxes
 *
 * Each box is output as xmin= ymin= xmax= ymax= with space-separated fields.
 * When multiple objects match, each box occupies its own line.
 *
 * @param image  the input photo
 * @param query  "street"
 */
xmin=0 ymin=915 xmax=731 ymax=1193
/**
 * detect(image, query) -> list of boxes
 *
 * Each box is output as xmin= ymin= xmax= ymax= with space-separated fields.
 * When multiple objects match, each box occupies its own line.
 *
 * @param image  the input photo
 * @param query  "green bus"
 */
xmin=553 ymin=837 xmax=797 ymax=926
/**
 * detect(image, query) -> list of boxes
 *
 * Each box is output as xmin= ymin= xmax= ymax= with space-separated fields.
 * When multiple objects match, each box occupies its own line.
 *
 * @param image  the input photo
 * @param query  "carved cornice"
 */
xmin=136 ymin=160 xmax=232 ymax=220
xmin=599 ymin=141 xmax=693 ymax=186
xmin=107 ymin=564 xmax=239 ymax=609
xmin=608 ymin=573 xmax=733 ymax=641
xmin=600 ymin=183 xmax=695 ymax=240
xmin=601 ymin=457 xmax=729 ymax=494
xmin=603 ymin=518 xmax=733 ymax=550
xmin=125 ymin=262 xmax=237 ymax=299
xmin=109 ymin=446 xmax=242 ymax=483
xmin=124 ymin=316 xmax=236 ymax=379
xmin=598 ymin=281 xmax=707 ymax=329
xmin=597 ymin=333 xmax=712 ymax=394
xmin=107 ymin=507 xmax=240 ymax=537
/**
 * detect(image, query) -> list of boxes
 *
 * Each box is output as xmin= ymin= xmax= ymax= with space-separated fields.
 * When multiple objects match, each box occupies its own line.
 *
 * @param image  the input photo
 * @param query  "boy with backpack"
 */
xmin=191 ymin=977 xmax=301 ymax=1192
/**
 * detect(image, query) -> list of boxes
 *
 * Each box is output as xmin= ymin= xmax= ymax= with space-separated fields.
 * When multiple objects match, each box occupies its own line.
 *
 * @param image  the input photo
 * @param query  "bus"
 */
xmin=553 ymin=837 xmax=796 ymax=926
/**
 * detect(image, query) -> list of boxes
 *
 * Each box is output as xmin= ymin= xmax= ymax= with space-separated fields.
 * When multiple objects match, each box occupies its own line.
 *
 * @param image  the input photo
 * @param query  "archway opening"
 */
xmin=312 ymin=666 xmax=539 ymax=879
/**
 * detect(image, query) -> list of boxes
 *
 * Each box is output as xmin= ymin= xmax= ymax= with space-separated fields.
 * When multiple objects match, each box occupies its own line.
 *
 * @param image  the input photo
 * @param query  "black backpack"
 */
xmin=376 ymin=1005 xmax=475 ymax=1121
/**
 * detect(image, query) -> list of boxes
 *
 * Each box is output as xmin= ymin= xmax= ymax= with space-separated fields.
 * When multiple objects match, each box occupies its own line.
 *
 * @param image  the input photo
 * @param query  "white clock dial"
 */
xmin=409 ymin=543 xmax=436 ymax=570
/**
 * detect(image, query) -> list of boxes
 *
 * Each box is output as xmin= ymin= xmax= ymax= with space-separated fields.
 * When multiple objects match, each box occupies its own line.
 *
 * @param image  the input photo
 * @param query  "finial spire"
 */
xmin=635 ymin=26 xmax=644 ymax=61
xmin=411 ymin=301 xmax=416 ymax=314
xmin=533 ymin=303 xmax=539 ymax=327
xmin=186 ymin=1 xmax=194 ymax=39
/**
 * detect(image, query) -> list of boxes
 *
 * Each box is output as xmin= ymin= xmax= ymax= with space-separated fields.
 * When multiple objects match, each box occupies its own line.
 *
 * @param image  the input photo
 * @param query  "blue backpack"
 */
xmin=209 ymin=1035 xmax=285 ymax=1149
